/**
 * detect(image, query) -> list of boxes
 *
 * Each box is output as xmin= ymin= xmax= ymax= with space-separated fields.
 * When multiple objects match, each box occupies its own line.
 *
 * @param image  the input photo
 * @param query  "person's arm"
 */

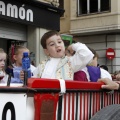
xmin=30 ymin=64 xmax=36 ymax=73
xmin=19 ymin=65 xmax=37 ymax=80
xmin=98 ymin=78 xmax=119 ymax=90
xmin=68 ymin=42 xmax=94 ymax=72
xmin=32 ymin=64 xmax=41 ymax=78
xmin=19 ymin=70 xmax=24 ymax=81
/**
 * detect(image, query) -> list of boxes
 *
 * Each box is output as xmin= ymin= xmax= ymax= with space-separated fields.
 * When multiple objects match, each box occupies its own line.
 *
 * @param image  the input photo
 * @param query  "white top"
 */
xmin=82 ymin=67 xmax=112 ymax=81
xmin=69 ymin=43 xmax=94 ymax=72
xmin=30 ymin=65 xmax=36 ymax=73
xmin=100 ymin=68 xmax=112 ymax=80
xmin=0 ymin=74 xmax=8 ymax=83
xmin=12 ymin=63 xmax=36 ymax=72
xmin=41 ymin=58 xmax=60 ymax=78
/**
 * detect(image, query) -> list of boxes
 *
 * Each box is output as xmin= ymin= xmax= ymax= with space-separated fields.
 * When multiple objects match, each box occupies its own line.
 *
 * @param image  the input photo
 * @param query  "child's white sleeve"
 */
xmin=32 ymin=64 xmax=41 ymax=78
xmin=69 ymin=42 xmax=94 ymax=73
xmin=30 ymin=65 xmax=36 ymax=73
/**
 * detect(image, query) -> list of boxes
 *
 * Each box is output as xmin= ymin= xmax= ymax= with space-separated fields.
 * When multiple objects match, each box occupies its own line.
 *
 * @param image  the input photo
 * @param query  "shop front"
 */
xmin=0 ymin=0 xmax=64 ymax=65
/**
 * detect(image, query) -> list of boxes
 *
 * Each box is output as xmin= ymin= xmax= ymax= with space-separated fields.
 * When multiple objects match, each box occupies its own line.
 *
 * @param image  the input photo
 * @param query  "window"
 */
xmin=59 ymin=0 xmax=64 ymax=9
xmin=78 ymin=0 xmax=87 ymax=14
xmin=77 ymin=0 xmax=110 ymax=15
xmin=101 ymin=0 xmax=110 ymax=11
xmin=90 ymin=0 xmax=98 ymax=13
xmin=59 ymin=0 xmax=64 ymax=17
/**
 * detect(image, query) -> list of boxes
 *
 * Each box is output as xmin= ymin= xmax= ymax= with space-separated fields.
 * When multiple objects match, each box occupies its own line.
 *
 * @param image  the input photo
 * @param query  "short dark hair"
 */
xmin=100 ymin=65 xmax=108 ymax=71
xmin=41 ymin=30 xmax=61 ymax=49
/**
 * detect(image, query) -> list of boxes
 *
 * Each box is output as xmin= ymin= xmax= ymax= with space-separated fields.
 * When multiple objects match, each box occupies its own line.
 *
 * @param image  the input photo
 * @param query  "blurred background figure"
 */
xmin=0 ymin=48 xmax=8 ymax=83
xmin=100 ymin=65 xmax=108 ymax=71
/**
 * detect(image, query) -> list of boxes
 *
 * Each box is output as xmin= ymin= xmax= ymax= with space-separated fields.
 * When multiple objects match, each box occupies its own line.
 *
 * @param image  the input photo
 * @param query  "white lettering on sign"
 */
xmin=107 ymin=52 xmax=114 ymax=55
xmin=0 ymin=1 xmax=33 ymax=22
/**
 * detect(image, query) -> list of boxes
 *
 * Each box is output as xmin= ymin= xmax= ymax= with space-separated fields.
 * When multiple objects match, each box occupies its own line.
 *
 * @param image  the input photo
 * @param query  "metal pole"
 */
xmin=111 ymin=59 xmax=113 ymax=74
xmin=7 ymin=73 xmax=12 ymax=86
xmin=23 ymin=71 xmax=28 ymax=86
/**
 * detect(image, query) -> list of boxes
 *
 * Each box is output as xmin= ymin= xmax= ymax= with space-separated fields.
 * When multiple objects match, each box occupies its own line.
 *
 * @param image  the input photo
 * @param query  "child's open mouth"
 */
xmin=57 ymin=49 xmax=61 ymax=52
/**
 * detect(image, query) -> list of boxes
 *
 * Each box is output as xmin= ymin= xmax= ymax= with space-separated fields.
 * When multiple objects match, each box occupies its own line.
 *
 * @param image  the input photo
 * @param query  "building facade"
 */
xmin=0 ymin=0 xmax=63 ymax=66
xmin=60 ymin=0 xmax=120 ymax=73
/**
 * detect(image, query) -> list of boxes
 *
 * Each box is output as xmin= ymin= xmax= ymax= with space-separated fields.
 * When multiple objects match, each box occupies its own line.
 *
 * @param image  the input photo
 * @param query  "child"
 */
xmin=66 ymin=47 xmax=112 ymax=81
xmin=30 ymin=30 xmax=94 ymax=80
xmin=6 ymin=45 xmax=36 ymax=83
xmin=0 ymin=48 xmax=8 ymax=83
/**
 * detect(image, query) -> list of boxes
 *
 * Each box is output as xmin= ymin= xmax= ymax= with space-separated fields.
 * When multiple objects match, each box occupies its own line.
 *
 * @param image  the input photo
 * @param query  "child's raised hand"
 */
xmin=20 ymin=70 xmax=24 ymax=80
xmin=67 ymin=44 xmax=75 ymax=56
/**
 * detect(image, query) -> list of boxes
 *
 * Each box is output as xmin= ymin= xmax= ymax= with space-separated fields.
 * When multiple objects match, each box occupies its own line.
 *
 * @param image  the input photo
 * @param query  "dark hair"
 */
xmin=100 ymin=65 xmax=108 ymax=71
xmin=41 ymin=30 xmax=61 ymax=49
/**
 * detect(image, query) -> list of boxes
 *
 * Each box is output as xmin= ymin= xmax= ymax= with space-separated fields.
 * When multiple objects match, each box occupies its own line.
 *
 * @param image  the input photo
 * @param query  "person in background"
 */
xmin=66 ymin=47 xmax=112 ymax=82
xmin=0 ymin=48 xmax=8 ymax=83
xmin=20 ymin=30 xmax=94 ymax=80
xmin=110 ymin=70 xmax=120 ymax=81
xmin=100 ymin=65 xmax=108 ymax=71
xmin=6 ymin=45 xmax=36 ymax=83
xmin=109 ymin=68 xmax=120 ymax=80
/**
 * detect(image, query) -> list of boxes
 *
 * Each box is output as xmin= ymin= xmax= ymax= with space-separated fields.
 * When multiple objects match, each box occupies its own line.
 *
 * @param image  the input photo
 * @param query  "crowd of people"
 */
xmin=0 ymin=30 xmax=120 ymax=91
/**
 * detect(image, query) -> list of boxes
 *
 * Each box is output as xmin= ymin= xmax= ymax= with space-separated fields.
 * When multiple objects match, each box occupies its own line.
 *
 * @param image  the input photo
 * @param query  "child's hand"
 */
xmin=20 ymin=70 xmax=24 ymax=80
xmin=98 ymin=78 xmax=119 ymax=90
xmin=67 ymin=44 xmax=75 ymax=56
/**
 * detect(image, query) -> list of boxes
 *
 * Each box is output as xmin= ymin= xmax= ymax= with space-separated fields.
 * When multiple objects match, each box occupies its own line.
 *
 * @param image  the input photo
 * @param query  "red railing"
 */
xmin=28 ymin=78 xmax=120 ymax=120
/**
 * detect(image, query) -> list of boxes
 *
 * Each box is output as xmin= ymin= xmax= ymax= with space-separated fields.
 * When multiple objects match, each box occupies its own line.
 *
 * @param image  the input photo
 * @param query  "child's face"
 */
xmin=92 ymin=57 xmax=98 ymax=66
xmin=0 ymin=53 xmax=6 ymax=70
xmin=44 ymin=34 xmax=65 ymax=58
xmin=14 ymin=49 xmax=29 ymax=66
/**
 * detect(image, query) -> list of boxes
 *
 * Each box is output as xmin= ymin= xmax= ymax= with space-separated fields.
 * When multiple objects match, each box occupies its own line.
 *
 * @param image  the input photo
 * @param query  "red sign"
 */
xmin=106 ymin=48 xmax=115 ymax=60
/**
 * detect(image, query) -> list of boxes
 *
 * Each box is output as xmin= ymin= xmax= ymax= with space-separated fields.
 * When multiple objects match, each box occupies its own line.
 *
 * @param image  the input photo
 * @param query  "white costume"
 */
xmin=0 ymin=74 xmax=8 ymax=83
xmin=33 ymin=42 xmax=94 ymax=80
